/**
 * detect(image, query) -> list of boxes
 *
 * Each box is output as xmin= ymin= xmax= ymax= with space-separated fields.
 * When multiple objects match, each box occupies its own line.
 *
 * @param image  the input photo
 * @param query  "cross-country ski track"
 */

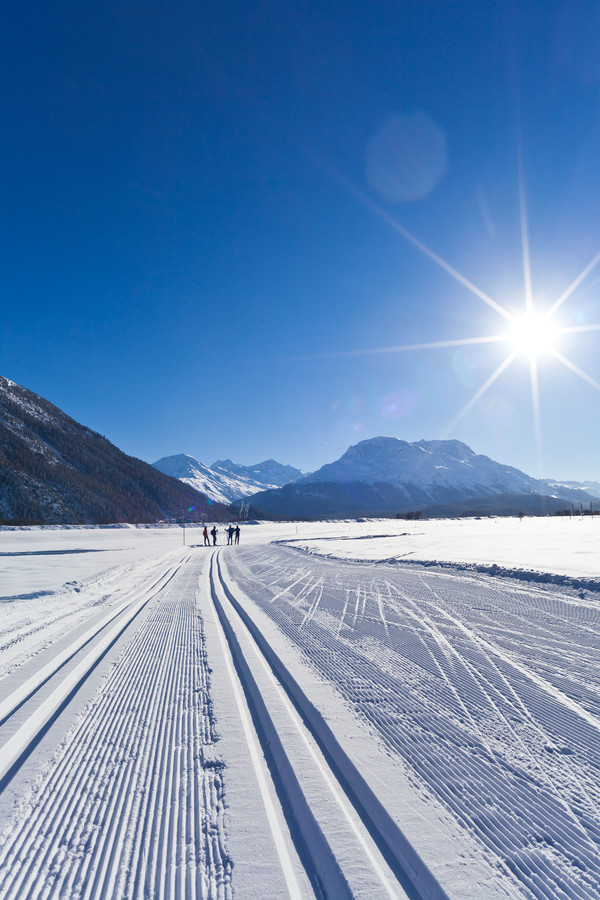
xmin=1 ymin=523 xmax=600 ymax=898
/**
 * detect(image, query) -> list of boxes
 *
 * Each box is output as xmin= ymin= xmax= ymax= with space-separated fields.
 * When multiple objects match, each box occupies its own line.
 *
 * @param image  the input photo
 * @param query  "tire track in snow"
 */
xmin=0 ymin=552 xmax=232 ymax=900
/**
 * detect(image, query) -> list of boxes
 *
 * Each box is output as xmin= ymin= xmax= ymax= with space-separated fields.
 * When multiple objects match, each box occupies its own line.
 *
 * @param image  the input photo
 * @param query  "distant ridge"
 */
xmin=238 ymin=436 xmax=596 ymax=519
xmin=211 ymin=458 xmax=302 ymax=489
xmin=0 ymin=376 xmax=229 ymax=525
xmin=153 ymin=454 xmax=302 ymax=504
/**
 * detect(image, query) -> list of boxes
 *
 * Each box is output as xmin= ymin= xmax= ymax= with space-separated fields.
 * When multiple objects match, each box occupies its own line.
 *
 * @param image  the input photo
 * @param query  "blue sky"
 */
xmin=2 ymin=1 xmax=600 ymax=480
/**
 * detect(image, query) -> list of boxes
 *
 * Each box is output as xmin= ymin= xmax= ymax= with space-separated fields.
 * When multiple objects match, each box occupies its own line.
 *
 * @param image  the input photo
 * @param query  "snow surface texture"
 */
xmin=152 ymin=453 xmax=302 ymax=504
xmin=1 ymin=519 xmax=600 ymax=898
xmin=226 ymin=540 xmax=600 ymax=898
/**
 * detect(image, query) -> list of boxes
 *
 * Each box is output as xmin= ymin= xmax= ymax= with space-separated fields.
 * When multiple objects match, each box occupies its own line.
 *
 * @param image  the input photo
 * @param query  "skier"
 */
xmin=211 ymin=526 xmax=217 ymax=545
xmin=203 ymin=526 xmax=210 ymax=546
xmin=227 ymin=525 xmax=235 ymax=545
xmin=235 ymin=524 xmax=240 ymax=544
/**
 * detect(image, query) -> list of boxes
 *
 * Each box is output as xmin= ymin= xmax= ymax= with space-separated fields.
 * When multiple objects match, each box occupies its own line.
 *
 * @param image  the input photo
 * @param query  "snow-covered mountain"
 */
xmin=212 ymin=458 xmax=303 ymax=489
xmin=152 ymin=454 xmax=302 ymax=505
xmin=307 ymin=438 xmax=542 ymax=496
xmin=546 ymin=479 xmax=600 ymax=500
xmin=242 ymin=437 xmax=597 ymax=518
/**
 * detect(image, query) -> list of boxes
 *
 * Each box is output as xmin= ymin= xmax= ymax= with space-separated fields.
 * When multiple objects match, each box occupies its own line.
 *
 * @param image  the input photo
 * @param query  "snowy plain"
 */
xmin=1 ymin=516 xmax=599 ymax=898
xmin=281 ymin=515 xmax=600 ymax=582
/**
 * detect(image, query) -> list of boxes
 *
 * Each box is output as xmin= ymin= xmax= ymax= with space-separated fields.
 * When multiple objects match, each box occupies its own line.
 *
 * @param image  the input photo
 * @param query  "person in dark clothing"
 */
xmin=235 ymin=525 xmax=240 ymax=544
xmin=227 ymin=525 xmax=234 ymax=545
xmin=211 ymin=526 xmax=217 ymax=545
xmin=203 ymin=526 xmax=210 ymax=546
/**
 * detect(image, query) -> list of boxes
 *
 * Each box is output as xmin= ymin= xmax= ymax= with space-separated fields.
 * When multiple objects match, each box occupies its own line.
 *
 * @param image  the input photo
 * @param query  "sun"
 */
xmin=307 ymin=160 xmax=600 ymax=468
xmin=508 ymin=311 xmax=558 ymax=358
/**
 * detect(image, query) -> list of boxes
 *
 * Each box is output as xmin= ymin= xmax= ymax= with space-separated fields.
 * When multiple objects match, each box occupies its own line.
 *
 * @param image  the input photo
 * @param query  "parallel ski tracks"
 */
xmin=0 ymin=551 xmax=192 ymax=789
xmin=225 ymin=546 xmax=600 ymax=900
xmin=209 ymin=550 xmax=448 ymax=900
xmin=0 ymin=551 xmax=232 ymax=900
xmin=0 ymin=552 xmax=179 ymax=680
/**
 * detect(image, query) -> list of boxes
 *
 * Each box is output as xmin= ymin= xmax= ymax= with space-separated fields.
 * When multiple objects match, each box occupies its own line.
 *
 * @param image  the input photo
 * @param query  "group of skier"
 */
xmin=202 ymin=524 xmax=240 ymax=546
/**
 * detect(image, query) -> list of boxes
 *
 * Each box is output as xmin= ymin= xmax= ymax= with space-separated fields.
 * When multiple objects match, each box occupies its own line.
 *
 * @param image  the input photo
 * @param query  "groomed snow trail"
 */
xmin=4 ymin=525 xmax=599 ymax=898
xmin=225 ymin=544 xmax=600 ymax=900
xmin=0 ymin=551 xmax=232 ymax=900
xmin=208 ymin=550 xmax=426 ymax=900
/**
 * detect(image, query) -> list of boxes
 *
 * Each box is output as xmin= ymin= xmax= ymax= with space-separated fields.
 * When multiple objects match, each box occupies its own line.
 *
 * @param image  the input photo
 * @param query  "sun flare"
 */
xmin=313 ymin=161 xmax=600 ymax=472
xmin=508 ymin=312 xmax=558 ymax=357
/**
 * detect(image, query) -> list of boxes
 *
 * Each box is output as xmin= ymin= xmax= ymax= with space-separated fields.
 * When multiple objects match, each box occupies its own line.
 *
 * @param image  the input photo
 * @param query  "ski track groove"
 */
xmin=337 ymin=589 xmax=351 ymax=636
xmin=225 ymin=545 xmax=600 ymax=900
xmin=6 ymin=570 xmax=183 ymax=899
xmin=0 ymin=553 xmax=180 ymax=681
xmin=0 ymin=553 xmax=232 ymax=900
xmin=4 ymin=557 xmax=191 ymax=899
xmin=210 ymin=552 xmax=447 ymax=900
xmin=300 ymin=578 xmax=324 ymax=628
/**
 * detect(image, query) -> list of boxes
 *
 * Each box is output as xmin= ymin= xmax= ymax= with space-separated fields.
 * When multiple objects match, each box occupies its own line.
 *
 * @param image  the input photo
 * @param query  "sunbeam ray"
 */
xmin=548 ymin=249 xmax=600 ymax=317
xmin=518 ymin=138 xmax=533 ymax=316
xmin=444 ymin=352 xmax=517 ymax=435
xmin=558 ymin=323 xmax=600 ymax=335
xmin=529 ymin=354 xmax=542 ymax=473
xmin=311 ymin=155 xmax=514 ymax=322
xmin=550 ymin=348 xmax=600 ymax=392
xmin=285 ymin=333 xmax=510 ymax=363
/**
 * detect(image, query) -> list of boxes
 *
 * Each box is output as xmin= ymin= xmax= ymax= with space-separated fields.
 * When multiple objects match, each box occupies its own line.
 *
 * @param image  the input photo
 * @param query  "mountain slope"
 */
xmin=0 ymin=376 xmax=228 ymax=524
xmin=212 ymin=458 xmax=302 ymax=490
xmin=153 ymin=454 xmax=302 ymax=504
xmin=547 ymin=479 xmax=600 ymax=500
xmin=307 ymin=438 xmax=542 ymax=497
xmin=242 ymin=437 xmax=596 ymax=518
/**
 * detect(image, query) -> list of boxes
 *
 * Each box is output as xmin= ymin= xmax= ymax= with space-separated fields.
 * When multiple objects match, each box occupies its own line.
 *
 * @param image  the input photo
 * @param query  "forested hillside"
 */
xmin=0 ymin=376 xmax=228 ymax=524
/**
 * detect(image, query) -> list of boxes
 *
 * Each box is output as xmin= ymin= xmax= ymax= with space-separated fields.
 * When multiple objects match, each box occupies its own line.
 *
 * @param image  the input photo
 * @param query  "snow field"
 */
xmin=278 ymin=515 xmax=600 ymax=582
xmin=216 ymin=552 xmax=518 ymax=900
xmin=2 ymin=521 xmax=600 ymax=898
xmin=0 ymin=525 xmax=193 ymax=603
xmin=0 ymin=552 xmax=191 ymax=779
xmin=2 ymin=515 xmax=598 ymax=591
